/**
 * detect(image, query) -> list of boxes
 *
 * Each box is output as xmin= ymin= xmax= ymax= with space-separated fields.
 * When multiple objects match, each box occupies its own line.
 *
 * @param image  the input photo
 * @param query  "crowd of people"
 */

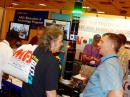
xmin=0 ymin=24 xmax=129 ymax=97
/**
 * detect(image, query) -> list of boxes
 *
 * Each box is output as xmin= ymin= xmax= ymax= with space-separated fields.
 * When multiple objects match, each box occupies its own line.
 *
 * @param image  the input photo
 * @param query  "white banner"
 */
xmin=75 ymin=16 xmax=130 ymax=59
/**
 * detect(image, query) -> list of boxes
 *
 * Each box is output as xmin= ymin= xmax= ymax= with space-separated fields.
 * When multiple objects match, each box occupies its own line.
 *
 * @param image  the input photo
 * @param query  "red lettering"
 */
xmin=14 ymin=49 xmax=23 ymax=57
xmin=14 ymin=49 xmax=33 ymax=63
xmin=22 ymin=51 xmax=32 ymax=63
xmin=76 ymin=36 xmax=83 ymax=44
xmin=14 ymin=49 xmax=26 ymax=60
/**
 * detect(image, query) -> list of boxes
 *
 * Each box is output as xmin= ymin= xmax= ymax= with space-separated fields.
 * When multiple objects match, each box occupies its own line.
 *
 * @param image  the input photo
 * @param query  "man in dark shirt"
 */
xmin=22 ymin=25 xmax=63 ymax=97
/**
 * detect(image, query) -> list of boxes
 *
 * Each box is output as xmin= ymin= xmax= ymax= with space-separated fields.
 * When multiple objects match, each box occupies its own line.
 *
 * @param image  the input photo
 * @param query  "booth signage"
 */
xmin=75 ymin=16 xmax=130 ymax=59
xmin=14 ymin=10 xmax=49 ymax=29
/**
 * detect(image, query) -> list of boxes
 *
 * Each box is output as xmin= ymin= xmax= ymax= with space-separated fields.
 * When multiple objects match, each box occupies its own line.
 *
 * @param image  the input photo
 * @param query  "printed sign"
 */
xmin=14 ymin=10 xmax=49 ymax=29
xmin=75 ymin=15 xmax=130 ymax=59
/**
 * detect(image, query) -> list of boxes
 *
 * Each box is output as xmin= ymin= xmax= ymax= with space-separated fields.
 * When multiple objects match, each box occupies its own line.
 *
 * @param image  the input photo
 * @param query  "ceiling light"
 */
xmin=11 ymin=3 xmax=19 ymax=5
xmin=83 ymin=6 xmax=87 ymax=8
xmin=83 ymin=6 xmax=90 ymax=9
xmin=39 ymin=4 xmax=47 ymax=6
xmin=97 ymin=11 xmax=105 ymax=14
xmin=86 ymin=6 xmax=90 ymax=9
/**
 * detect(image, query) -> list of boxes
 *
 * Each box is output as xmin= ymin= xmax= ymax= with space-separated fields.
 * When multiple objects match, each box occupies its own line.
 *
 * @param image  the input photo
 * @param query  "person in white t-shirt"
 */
xmin=0 ymin=39 xmax=13 ymax=89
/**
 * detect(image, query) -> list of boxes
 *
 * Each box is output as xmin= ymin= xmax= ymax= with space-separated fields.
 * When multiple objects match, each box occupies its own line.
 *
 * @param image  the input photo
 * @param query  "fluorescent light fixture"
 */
xmin=86 ymin=6 xmax=90 ymax=9
xmin=97 ymin=11 xmax=105 ymax=14
xmin=83 ymin=6 xmax=90 ymax=9
xmin=39 ymin=3 xmax=47 ymax=6
xmin=83 ymin=6 xmax=87 ymax=8
xmin=11 ymin=3 xmax=19 ymax=5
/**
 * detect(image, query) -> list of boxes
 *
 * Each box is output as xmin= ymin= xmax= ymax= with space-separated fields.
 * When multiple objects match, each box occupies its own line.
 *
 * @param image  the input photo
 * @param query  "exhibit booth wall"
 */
xmin=0 ymin=7 xmax=72 ymax=44
xmin=1 ymin=8 xmax=130 ymax=59
xmin=75 ymin=13 xmax=130 ymax=60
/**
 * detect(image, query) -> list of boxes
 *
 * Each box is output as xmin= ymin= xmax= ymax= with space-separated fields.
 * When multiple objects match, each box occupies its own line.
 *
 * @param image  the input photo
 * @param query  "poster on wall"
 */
xmin=75 ymin=16 xmax=130 ymax=59
xmin=8 ymin=22 xmax=30 ymax=40
xmin=14 ymin=10 xmax=49 ymax=29
xmin=44 ymin=19 xmax=71 ymax=40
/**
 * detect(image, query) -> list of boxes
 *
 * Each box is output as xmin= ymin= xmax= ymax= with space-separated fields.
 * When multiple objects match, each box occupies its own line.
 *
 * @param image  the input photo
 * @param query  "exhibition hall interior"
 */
xmin=0 ymin=0 xmax=130 ymax=97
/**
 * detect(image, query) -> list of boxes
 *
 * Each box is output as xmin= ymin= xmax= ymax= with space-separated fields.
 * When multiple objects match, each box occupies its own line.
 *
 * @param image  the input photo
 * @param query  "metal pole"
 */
xmin=63 ymin=0 xmax=82 ymax=80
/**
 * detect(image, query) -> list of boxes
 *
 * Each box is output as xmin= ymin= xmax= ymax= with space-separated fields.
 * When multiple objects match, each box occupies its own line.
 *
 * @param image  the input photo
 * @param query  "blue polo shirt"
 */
xmin=82 ymin=54 xmax=124 ymax=97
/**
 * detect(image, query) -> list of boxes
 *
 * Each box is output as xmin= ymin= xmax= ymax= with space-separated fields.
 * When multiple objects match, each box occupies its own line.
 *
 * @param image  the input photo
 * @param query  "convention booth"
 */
xmin=0 ymin=7 xmax=130 ymax=97
xmin=75 ymin=13 xmax=130 ymax=59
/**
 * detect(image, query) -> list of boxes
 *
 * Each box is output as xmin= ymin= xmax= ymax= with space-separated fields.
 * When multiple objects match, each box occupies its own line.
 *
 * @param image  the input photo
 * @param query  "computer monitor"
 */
xmin=8 ymin=22 xmax=30 ymax=40
xmin=44 ymin=19 xmax=71 ymax=40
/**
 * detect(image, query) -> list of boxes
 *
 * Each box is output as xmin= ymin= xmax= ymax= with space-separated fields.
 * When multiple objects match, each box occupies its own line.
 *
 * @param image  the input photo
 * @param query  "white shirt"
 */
xmin=0 ymin=40 xmax=13 ymax=89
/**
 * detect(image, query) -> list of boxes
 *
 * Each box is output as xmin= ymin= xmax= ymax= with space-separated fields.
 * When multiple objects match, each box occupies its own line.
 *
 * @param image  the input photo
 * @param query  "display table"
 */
xmin=57 ymin=75 xmax=87 ymax=97
xmin=1 ymin=76 xmax=22 ymax=97
xmin=2 ymin=75 xmax=87 ymax=97
xmin=57 ymin=81 xmax=81 ymax=97
xmin=6 ymin=76 xmax=22 ymax=88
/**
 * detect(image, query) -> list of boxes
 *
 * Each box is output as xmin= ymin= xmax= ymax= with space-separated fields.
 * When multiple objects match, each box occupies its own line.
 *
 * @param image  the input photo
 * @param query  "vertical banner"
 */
xmin=14 ymin=10 xmax=49 ymax=29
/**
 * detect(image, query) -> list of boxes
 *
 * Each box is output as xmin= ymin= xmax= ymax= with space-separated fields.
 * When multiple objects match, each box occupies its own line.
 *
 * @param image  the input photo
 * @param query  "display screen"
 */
xmin=44 ymin=19 xmax=71 ymax=40
xmin=8 ymin=22 xmax=30 ymax=40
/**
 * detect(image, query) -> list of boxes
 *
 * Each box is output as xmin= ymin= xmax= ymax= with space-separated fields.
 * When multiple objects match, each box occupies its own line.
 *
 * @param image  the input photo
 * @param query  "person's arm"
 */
xmin=82 ymin=54 xmax=91 ymax=63
xmin=82 ymin=44 xmax=92 ymax=63
xmin=107 ymin=90 xmax=123 ymax=97
xmin=92 ymin=57 xmax=100 ymax=62
xmin=46 ymin=90 xmax=57 ymax=97
xmin=45 ymin=54 xmax=59 ymax=97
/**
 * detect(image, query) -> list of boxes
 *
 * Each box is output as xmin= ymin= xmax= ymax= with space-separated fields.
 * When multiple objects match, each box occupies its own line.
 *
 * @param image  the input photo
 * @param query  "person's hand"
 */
xmin=90 ymin=57 xmax=100 ymax=65
xmin=82 ymin=54 xmax=91 ymax=63
xmin=91 ymin=57 xmax=100 ymax=62
xmin=90 ymin=60 xmax=96 ymax=65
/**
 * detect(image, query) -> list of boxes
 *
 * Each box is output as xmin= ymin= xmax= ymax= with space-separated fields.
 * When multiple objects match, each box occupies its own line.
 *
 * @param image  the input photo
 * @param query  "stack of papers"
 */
xmin=73 ymin=74 xmax=86 ymax=80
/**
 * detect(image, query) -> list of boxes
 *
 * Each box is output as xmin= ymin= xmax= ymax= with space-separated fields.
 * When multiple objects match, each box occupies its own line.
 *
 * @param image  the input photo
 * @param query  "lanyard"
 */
xmin=102 ymin=55 xmax=118 ymax=63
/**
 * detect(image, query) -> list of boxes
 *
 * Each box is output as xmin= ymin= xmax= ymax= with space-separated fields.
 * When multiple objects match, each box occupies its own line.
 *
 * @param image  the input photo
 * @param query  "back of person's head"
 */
xmin=94 ymin=34 xmax=101 ymax=39
xmin=6 ymin=31 xmax=21 ymax=48
xmin=38 ymin=25 xmax=63 ymax=52
xmin=37 ymin=25 xmax=45 ymax=37
xmin=117 ymin=33 xmax=127 ymax=45
xmin=37 ymin=25 xmax=45 ymax=30
xmin=93 ymin=34 xmax=101 ymax=44
xmin=103 ymin=33 xmax=121 ymax=52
